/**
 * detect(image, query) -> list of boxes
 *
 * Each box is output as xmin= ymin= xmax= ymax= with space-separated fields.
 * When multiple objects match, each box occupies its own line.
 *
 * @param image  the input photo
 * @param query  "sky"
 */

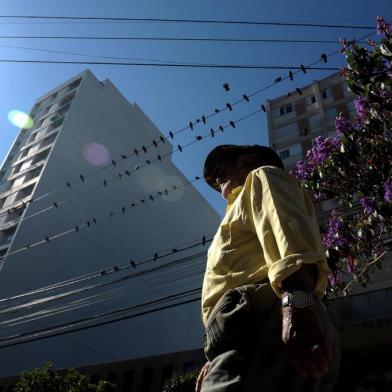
xmin=0 ymin=0 xmax=391 ymax=216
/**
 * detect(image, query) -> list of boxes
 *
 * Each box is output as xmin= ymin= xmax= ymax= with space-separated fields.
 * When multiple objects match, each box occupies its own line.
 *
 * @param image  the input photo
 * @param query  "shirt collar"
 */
xmin=225 ymin=186 xmax=243 ymax=214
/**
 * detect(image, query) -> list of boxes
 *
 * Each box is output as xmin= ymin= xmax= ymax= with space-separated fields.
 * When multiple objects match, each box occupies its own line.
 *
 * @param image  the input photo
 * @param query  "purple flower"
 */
xmin=335 ymin=114 xmax=350 ymax=136
xmin=339 ymin=38 xmax=350 ymax=53
xmin=360 ymin=196 xmax=375 ymax=215
xmin=323 ymin=210 xmax=348 ymax=249
xmin=328 ymin=273 xmax=339 ymax=286
xmin=307 ymin=136 xmax=340 ymax=165
xmin=376 ymin=16 xmax=392 ymax=36
xmin=384 ymin=181 xmax=392 ymax=202
xmin=353 ymin=96 xmax=370 ymax=120
xmin=367 ymin=38 xmax=377 ymax=48
xmin=380 ymin=90 xmax=392 ymax=100
xmin=294 ymin=160 xmax=314 ymax=180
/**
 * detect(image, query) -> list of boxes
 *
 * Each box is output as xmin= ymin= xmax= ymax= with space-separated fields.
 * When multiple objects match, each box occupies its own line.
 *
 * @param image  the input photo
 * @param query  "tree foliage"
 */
xmin=162 ymin=371 xmax=198 ymax=392
xmin=13 ymin=363 xmax=115 ymax=392
xmin=294 ymin=17 xmax=392 ymax=293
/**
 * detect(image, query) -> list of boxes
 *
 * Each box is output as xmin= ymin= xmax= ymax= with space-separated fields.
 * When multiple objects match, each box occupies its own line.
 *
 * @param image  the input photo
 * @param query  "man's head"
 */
xmin=203 ymin=145 xmax=284 ymax=199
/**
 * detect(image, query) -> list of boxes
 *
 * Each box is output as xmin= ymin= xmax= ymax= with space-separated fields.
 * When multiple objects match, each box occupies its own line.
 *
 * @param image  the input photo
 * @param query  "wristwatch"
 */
xmin=282 ymin=291 xmax=314 ymax=308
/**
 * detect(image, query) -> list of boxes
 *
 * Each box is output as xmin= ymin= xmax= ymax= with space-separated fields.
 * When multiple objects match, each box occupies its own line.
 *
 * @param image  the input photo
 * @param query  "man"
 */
xmin=196 ymin=145 xmax=340 ymax=392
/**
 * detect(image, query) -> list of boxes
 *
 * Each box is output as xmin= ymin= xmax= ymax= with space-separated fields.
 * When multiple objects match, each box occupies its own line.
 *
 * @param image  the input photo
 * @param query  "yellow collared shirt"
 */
xmin=201 ymin=166 xmax=330 ymax=326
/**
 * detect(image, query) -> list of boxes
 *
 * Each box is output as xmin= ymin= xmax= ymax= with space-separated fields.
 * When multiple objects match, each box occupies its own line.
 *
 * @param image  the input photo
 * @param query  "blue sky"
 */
xmin=0 ymin=0 xmax=391 ymax=216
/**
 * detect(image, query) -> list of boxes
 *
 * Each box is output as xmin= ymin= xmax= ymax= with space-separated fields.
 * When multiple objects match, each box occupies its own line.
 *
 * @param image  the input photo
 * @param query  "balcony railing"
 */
xmin=21 ymin=128 xmax=60 ymax=152
xmin=0 ymin=177 xmax=37 ymax=201
xmin=328 ymin=285 xmax=392 ymax=327
xmin=7 ymin=160 xmax=45 ymax=182
xmin=0 ymin=194 xmax=33 ymax=216
xmin=12 ymin=144 xmax=52 ymax=167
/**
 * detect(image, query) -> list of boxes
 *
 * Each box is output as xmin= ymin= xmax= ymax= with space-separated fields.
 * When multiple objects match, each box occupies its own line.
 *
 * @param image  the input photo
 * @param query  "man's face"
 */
xmin=214 ymin=155 xmax=255 ymax=200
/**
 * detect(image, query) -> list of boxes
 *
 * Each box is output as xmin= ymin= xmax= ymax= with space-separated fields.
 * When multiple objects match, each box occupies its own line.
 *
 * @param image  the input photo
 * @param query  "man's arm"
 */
xmin=281 ymin=264 xmax=332 ymax=378
xmin=281 ymin=263 xmax=317 ymax=293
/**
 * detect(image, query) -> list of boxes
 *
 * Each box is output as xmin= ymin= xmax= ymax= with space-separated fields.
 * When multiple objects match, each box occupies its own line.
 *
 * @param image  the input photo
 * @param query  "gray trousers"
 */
xmin=201 ymin=283 xmax=340 ymax=392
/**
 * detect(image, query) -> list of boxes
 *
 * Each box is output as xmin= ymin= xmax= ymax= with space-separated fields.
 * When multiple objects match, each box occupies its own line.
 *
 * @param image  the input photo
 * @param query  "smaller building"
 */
xmin=266 ymin=72 xmax=354 ymax=172
xmin=266 ymin=73 xmax=392 ymax=391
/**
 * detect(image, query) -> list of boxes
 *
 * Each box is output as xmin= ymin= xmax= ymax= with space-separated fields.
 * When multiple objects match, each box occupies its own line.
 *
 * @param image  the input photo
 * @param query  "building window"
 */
xmin=68 ymin=78 xmax=82 ymax=91
xmin=279 ymin=149 xmax=290 ymax=159
xmin=279 ymin=103 xmax=293 ymax=116
xmin=306 ymin=94 xmax=317 ymax=105
xmin=274 ymin=122 xmax=298 ymax=141
xmin=31 ymin=149 xmax=50 ymax=165
xmin=5 ymin=206 xmax=24 ymax=223
xmin=324 ymin=107 xmax=338 ymax=120
xmin=0 ymin=227 xmax=16 ymax=246
xmin=28 ymin=132 xmax=39 ymax=144
xmin=15 ymin=184 xmax=34 ymax=202
xmin=25 ymin=167 xmax=42 ymax=182
xmin=59 ymin=92 xmax=76 ymax=107
xmin=278 ymin=144 xmax=302 ymax=161
xmin=20 ymin=148 xmax=30 ymax=160
xmin=321 ymin=88 xmax=332 ymax=100
xmin=122 ymin=369 xmax=134 ymax=392
xmin=307 ymin=114 xmax=321 ymax=127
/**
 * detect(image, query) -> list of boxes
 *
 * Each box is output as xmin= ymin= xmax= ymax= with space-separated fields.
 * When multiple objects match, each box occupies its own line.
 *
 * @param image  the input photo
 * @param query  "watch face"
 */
xmin=292 ymin=291 xmax=310 ymax=308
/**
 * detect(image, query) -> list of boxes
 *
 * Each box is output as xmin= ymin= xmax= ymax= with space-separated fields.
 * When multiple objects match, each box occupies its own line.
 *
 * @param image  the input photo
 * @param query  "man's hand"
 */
xmin=282 ymin=304 xmax=332 ymax=378
xmin=195 ymin=362 xmax=210 ymax=392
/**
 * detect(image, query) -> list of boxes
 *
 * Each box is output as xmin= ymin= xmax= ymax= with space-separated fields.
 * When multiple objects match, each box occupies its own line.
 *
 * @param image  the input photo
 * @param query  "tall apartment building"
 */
xmin=0 ymin=70 xmax=220 ymax=390
xmin=266 ymin=72 xmax=354 ymax=168
xmin=266 ymin=73 xmax=392 ymax=391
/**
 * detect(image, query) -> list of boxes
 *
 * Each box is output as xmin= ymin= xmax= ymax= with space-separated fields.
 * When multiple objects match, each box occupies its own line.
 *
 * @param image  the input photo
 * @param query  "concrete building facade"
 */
xmin=0 ymin=70 xmax=220 ymax=389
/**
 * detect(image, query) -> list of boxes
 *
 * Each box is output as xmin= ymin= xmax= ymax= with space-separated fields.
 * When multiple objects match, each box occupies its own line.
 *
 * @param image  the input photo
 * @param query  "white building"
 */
xmin=0 ymin=70 xmax=220 ymax=390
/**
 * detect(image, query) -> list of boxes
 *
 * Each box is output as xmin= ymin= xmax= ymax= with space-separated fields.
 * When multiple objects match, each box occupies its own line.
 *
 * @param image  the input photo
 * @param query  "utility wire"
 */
xmin=0 ymin=59 xmax=340 ymax=70
xmin=0 ymin=47 xmax=345 ymax=218
xmin=0 ymin=32 xmax=373 ymax=225
xmin=0 ymin=250 xmax=207 ymax=320
xmin=0 ymin=263 xmax=205 ymax=328
xmin=0 ymin=35 xmax=371 ymax=43
xmin=0 ymin=43 xmax=210 ymax=65
xmin=0 ymin=235 xmax=212 ymax=306
xmin=0 ymin=108 xmax=263 ymax=251
xmin=0 ymin=287 xmax=202 ymax=349
xmin=0 ymin=16 xmax=375 ymax=30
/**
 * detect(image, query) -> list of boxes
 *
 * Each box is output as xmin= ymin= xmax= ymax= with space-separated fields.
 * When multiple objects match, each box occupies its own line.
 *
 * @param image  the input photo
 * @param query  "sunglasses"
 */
xmin=212 ymin=159 xmax=238 ymax=185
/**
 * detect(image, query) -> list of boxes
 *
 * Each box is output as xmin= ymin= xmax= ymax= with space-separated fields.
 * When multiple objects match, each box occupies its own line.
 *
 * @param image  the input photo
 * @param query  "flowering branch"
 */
xmin=293 ymin=16 xmax=392 ymax=293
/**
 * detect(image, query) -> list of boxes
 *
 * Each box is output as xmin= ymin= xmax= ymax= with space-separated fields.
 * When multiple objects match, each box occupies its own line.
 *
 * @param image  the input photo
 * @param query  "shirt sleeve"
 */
xmin=245 ymin=166 xmax=331 ymax=298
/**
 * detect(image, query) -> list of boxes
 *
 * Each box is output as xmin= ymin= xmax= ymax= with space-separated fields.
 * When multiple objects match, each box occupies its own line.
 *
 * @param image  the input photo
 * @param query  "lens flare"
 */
xmin=7 ymin=110 xmax=34 ymax=129
xmin=83 ymin=143 xmax=111 ymax=166
xmin=139 ymin=166 xmax=165 ymax=193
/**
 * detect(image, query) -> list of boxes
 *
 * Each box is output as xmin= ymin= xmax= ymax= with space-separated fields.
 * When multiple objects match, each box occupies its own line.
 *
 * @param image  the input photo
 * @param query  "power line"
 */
xmin=0 ymin=237 xmax=212 ymax=310
xmin=0 ymin=48 xmax=349 ymax=231
xmin=0 ymin=43 xmax=209 ymax=65
xmin=0 ymin=287 xmax=202 ymax=349
xmin=0 ymin=32 xmax=373 ymax=228
xmin=0 ymin=250 xmax=207 ymax=324
xmin=0 ymin=15 xmax=375 ymax=30
xmin=0 ymin=35 xmax=371 ymax=43
xmin=1 ymin=108 xmax=263 ymax=260
xmin=0 ymin=58 xmax=340 ymax=70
